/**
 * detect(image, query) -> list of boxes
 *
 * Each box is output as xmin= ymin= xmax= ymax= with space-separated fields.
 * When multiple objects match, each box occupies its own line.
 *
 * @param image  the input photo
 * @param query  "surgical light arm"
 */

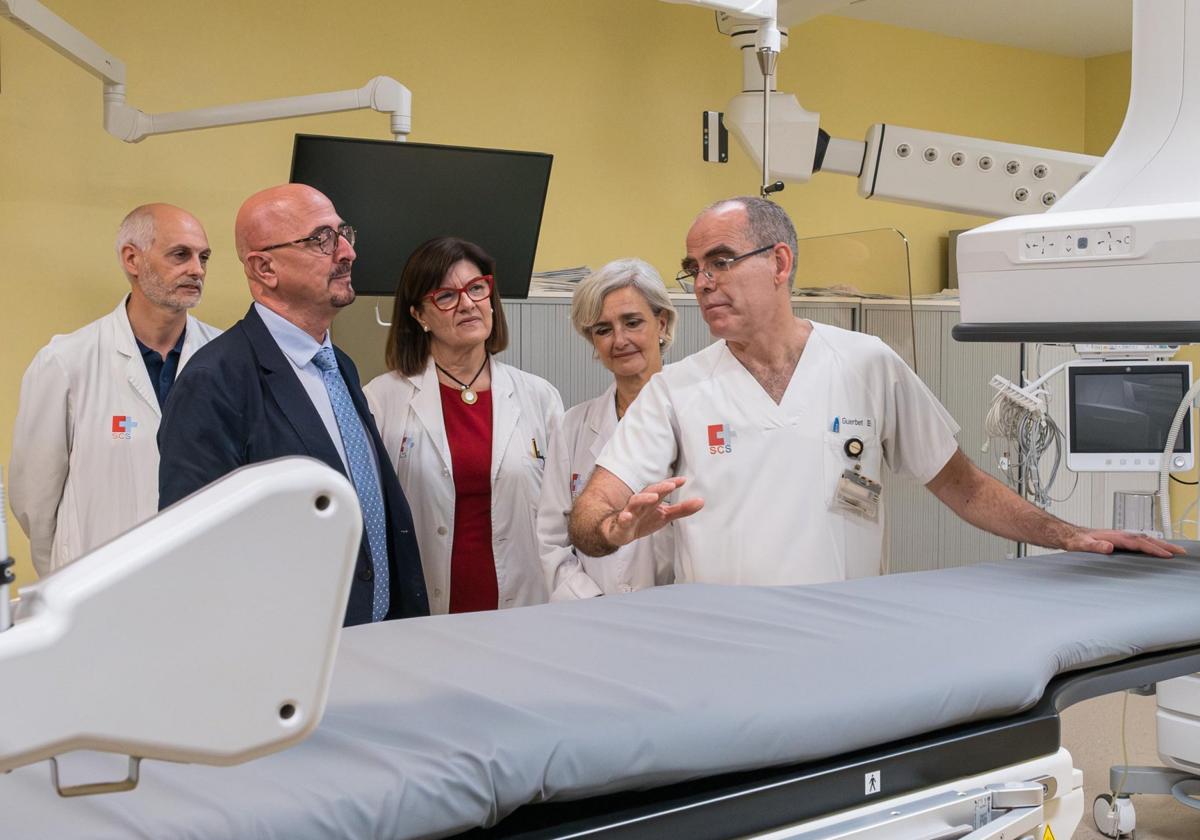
xmin=0 ymin=0 xmax=412 ymax=141
xmin=0 ymin=457 xmax=361 ymax=796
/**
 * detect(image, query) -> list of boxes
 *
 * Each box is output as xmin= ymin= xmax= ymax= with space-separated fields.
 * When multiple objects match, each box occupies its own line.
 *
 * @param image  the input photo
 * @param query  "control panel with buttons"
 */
xmin=1020 ymin=226 xmax=1134 ymax=261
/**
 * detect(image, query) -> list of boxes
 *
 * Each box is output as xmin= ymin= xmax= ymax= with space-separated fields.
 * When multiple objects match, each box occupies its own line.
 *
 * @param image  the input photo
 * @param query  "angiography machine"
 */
xmin=679 ymin=2 xmax=1200 ymax=833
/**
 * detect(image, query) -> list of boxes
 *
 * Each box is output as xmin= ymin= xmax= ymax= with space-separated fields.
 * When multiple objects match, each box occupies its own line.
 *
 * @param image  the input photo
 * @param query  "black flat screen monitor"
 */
xmin=289 ymin=135 xmax=553 ymax=298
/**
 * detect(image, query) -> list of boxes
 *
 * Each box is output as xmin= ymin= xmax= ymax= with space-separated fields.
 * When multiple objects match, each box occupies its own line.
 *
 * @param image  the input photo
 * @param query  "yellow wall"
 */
xmin=0 ymin=2 xmax=1101 ymax=587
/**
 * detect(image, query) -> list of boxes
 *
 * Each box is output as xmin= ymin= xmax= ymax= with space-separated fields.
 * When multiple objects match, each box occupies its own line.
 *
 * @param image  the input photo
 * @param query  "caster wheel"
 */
xmin=1093 ymin=793 xmax=1136 ymax=838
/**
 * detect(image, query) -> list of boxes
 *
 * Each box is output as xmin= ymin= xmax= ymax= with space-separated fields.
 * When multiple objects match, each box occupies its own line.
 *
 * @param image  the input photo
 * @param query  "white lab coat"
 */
xmin=597 ymin=322 xmax=960 ymax=585
xmin=537 ymin=384 xmax=675 ymax=600
xmin=365 ymin=357 xmax=563 ymax=615
xmin=9 ymin=297 xmax=221 ymax=576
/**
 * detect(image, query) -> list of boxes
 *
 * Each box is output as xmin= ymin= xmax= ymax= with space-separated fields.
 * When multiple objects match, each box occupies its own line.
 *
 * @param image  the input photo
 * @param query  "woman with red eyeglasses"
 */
xmin=365 ymin=237 xmax=563 ymax=615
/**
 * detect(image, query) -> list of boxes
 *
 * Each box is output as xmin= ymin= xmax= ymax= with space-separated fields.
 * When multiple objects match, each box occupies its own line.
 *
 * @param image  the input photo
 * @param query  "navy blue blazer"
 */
xmin=158 ymin=305 xmax=429 ymax=625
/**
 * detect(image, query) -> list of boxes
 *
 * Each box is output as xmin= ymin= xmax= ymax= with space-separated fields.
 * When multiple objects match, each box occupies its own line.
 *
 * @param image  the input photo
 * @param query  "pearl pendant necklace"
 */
xmin=436 ymin=356 xmax=489 ymax=405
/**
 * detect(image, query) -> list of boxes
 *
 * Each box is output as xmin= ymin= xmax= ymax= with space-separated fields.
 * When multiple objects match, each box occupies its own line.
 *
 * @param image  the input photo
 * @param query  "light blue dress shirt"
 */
xmin=253 ymin=302 xmax=381 ymax=488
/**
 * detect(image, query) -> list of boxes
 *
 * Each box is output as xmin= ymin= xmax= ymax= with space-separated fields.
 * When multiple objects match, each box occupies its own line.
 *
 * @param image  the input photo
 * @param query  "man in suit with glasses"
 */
xmin=158 ymin=183 xmax=429 ymax=624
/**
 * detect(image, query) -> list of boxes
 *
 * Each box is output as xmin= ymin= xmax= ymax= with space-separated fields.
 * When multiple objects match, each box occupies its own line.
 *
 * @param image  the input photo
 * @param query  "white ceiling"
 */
xmin=821 ymin=0 xmax=1133 ymax=59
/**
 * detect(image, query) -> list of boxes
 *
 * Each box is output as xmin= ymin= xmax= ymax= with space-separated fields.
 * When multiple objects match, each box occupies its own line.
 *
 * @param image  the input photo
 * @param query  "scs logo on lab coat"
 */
xmin=707 ymin=424 xmax=735 ymax=455
xmin=111 ymin=415 xmax=138 ymax=440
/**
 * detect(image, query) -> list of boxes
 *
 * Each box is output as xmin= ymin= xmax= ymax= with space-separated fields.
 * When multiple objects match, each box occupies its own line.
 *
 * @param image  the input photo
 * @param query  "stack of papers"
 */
xmin=793 ymin=285 xmax=893 ymax=299
xmin=528 ymin=266 xmax=592 ymax=294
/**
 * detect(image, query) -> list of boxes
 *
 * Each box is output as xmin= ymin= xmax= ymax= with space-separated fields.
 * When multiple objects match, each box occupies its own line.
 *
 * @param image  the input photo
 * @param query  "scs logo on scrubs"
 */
xmin=111 ymin=415 xmax=138 ymax=440
xmin=707 ymin=424 xmax=735 ymax=455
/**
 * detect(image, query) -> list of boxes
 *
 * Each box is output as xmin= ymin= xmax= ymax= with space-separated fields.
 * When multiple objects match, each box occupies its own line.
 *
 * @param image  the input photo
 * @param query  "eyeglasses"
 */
xmin=676 ymin=243 xmax=776 ymax=286
xmin=259 ymin=224 xmax=356 ymax=256
xmin=423 ymin=275 xmax=494 ymax=311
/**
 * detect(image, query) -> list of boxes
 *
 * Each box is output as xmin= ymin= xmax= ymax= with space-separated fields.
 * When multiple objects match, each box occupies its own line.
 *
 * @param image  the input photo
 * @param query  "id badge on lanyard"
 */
xmin=834 ymin=466 xmax=881 ymax=521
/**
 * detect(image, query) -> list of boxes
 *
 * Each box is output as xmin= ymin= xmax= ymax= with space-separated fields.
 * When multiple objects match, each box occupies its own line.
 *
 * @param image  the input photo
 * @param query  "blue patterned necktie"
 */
xmin=312 ymin=347 xmax=390 ymax=621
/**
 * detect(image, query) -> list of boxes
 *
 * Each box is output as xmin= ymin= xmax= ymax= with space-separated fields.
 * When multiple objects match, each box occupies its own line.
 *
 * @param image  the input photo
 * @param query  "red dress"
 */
xmin=440 ymin=384 xmax=498 ymax=613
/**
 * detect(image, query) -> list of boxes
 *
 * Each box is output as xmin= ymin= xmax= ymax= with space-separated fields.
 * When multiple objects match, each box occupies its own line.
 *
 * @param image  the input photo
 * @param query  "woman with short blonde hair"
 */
xmin=537 ymin=258 xmax=679 ymax=599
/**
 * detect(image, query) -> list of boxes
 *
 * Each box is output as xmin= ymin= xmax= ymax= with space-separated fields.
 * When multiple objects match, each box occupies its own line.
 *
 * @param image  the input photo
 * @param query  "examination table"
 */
xmin=4 ymin=547 xmax=1200 ymax=839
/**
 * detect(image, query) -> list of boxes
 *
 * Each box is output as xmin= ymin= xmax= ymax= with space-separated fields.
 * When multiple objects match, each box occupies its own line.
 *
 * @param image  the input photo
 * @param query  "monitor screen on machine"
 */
xmin=1066 ymin=361 xmax=1194 ymax=472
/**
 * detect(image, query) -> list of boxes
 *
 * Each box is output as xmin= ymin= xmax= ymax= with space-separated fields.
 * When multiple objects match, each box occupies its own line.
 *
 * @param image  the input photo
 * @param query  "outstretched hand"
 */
xmin=1064 ymin=528 xmax=1186 ymax=559
xmin=600 ymin=476 xmax=704 ymax=548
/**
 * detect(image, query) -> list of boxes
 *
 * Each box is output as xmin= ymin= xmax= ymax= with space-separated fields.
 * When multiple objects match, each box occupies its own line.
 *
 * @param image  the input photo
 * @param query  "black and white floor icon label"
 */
xmin=864 ymin=770 xmax=881 ymax=795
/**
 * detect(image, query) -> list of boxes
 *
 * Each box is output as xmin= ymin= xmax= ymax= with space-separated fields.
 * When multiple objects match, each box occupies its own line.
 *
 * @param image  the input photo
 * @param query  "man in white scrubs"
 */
xmin=569 ymin=197 xmax=1181 ymax=584
xmin=10 ymin=204 xmax=221 ymax=577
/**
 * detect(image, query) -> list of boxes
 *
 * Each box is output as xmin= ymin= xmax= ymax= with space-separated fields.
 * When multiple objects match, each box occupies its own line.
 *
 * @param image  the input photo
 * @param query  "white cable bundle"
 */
xmin=987 ymin=375 xmax=1046 ymax=414
xmin=984 ymin=374 xmax=1063 ymax=509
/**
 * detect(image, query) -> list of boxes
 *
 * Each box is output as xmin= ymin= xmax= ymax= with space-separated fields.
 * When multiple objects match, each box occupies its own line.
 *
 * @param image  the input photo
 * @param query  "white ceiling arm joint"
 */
xmin=365 ymin=75 xmax=413 ymax=140
xmin=102 ymin=85 xmax=145 ymax=143
xmin=755 ymin=13 xmax=782 ymax=54
xmin=818 ymin=137 xmax=866 ymax=176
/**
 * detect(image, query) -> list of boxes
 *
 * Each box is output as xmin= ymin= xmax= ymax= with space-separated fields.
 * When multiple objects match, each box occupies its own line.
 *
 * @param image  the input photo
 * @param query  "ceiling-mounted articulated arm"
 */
xmin=102 ymin=76 xmax=413 ymax=143
xmin=1 ymin=0 xmax=412 ymax=141
xmin=663 ymin=0 xmax=1098 ymax=216
xmin=662 ymin=0 xmax=784 ymax=194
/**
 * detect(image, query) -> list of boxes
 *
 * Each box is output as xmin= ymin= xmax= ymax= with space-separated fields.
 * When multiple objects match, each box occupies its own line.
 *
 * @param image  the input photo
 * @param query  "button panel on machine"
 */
xmin=1020 ymin=226 xmax=1133 ymax=260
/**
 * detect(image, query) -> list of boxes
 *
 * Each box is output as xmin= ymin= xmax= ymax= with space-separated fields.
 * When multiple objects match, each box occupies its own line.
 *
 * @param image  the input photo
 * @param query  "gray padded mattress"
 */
xmin=4 ymin=548 xmax=1200 ymax=839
